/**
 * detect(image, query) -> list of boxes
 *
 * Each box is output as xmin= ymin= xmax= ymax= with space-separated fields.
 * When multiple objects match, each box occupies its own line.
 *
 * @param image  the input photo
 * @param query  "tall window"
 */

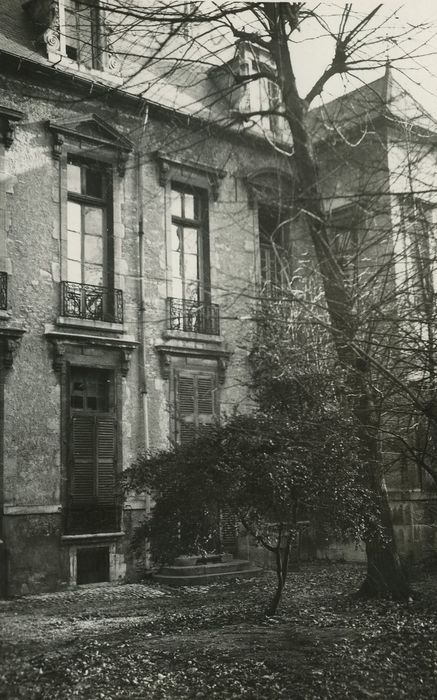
xmin=170 ymin=187 xmax=209 ymax=303
xmin=240 ymin=53 xmax=282 ymax=133
xmin=67 ymin=159 xmax=111 ymax=289
xmin=67 ymin=367 xmax=118 ymax=535
xmin=175 ymin=370 xmax=217 ymax=444
xmin=401 ymin=197 xmax=437 ymax=310
xmin=259 ymin=204 xmax=291 ymax=295
xmin=64 ymin=0 xmax=102 ymax=69
xmin=328 ymin=205 xmax=361 ymax=289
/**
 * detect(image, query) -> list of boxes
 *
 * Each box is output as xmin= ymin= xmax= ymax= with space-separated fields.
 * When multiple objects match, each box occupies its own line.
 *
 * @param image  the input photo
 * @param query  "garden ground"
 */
xmin=1 ymin=563 xmax=437 ymax=699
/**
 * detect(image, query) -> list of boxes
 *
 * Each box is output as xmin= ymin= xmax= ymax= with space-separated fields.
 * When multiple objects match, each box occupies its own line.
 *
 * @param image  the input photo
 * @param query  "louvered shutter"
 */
xmin=70 ymin=415 xmax=95 ymax=503
xmin=96 ymin=416 xmax=116 ymax=504
xmin=176 ymin=371 xmax=216 ymax=444
xmin=197 ymin=376 xmax=215 ymax=430
xmin=177 ymin=373 xmax=197 ymax=445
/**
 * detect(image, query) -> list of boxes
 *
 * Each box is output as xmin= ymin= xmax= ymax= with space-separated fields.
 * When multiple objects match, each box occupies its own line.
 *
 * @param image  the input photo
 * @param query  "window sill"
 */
xmin=162 ymin=329 xmax=224 ymax=344
xmin=56 ymin=316 xmax=124 ymax=334
xmin=0 ymin=310 xmax=11 ymax=320
xmin=61 ymin=532 xmax=124 ymax=542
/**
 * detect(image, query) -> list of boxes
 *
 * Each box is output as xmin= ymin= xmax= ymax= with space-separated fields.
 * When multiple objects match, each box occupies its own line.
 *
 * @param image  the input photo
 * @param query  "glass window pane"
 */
xmin=68 ymin=259 xmax=82 ymax=283
xmin=85 ymin=168 xmax=103 ymax=198
xmin=78 ymin=12 xmax=93 ymax=67
xmin=185 ymin=279 xmax=199 ymax=301
xmin=184 ymin=227 xmax=198 ymax=255
xmin=171 ymin=224 xmax=182 ymax=252
xmin=184 ymin=193 xmax=195 ymax=220
xmin=67 ymin=163 xmax=81 ymax=193
xmin=71 ymin=395 xmax=84 ymax=409
xmin=84 ymin=235 xmax=103 ymax=264
xmin=171 ymin=190 xmax=182 ymax=218
xmin=171 ymin=250 xmax=182 ymax=282
xmin=68 ymin=230 xmax=81 ymax=261
xmin=64 ymin=5 xmax=79 ymax=59
xmin=84 ymin=206 xmax=103 ymax=235
xmin=67 ymin=201 xmax=81 ymax=232
xmin=87 ymin=396 xmax=97 ymax=410
xmin=185 ymin=253 xmax=198 ymax=282
xmin=84 ymin=263 xmax=103 ymax=286
xmin=172 ymin=277 xmax=183 ymax=299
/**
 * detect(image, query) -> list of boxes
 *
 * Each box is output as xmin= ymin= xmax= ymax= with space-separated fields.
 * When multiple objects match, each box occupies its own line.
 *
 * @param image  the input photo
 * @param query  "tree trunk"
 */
xmin=359 ymin=488 xmax=410 ymax=599
xmin=266 ymin=4 xmax=411 ymax=599
xmin=267 ymin=530 xmax=293 ymax=615
xmin=354 ymin=372 xmax=411 ymax=600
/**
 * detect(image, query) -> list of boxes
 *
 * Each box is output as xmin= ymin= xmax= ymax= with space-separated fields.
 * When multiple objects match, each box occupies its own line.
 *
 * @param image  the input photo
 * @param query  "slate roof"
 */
xmin=308 ymin=65 xmax=437 ymax=140
xmin=0 ymin=2 xmax=435 ymax=138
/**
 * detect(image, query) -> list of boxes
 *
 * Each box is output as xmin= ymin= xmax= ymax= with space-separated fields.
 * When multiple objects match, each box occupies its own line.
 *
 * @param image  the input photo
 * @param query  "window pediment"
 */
xmin=48 ymin=115 xmax=133 ymax=175
xmin=154 ymin=151 xmax=225 ymax=201
xmin=245 ymin=167 xmax=295 ymax=209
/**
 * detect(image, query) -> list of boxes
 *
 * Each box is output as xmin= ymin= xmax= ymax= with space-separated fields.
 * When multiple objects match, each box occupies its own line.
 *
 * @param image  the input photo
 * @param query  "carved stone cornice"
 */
xmin=154 ymin=151 xmax=226 ymax=201
xmin=0 ymin=327 xmax=26 ymax=369
xmin=47 ymin=115 xmax=133 ymax=173
xmin=244 ymin=166 xmax=295 ymax=209
xmin=155 ymin=342 xmax=231 ymax=384
xmin=0 ymin=106 xmax=26 ymax=149
xmin=44 ymin=325 xmax=138 ymax=375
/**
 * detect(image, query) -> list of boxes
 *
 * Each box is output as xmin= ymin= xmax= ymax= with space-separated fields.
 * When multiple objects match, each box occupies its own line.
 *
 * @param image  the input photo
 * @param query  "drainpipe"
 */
xmin=137 ymin=150 xmax=150 ymax=453
xmin=136 ymin=137 xmax=152 ymax=571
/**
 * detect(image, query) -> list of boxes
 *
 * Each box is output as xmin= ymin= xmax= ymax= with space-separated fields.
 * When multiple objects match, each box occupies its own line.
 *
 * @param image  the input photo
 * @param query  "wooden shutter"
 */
xmin=197 ymin=376 xmax=215 ymax=429
xmin=70 ymin=415 xmax=95 ymax=503
xmin=70 ymin=415 xmax=116 ymax=504
xmin=176 ymin=371 xmax=216 ymax=444
xmin=96 ymin=416 xmax=116 ymax=504
xmin=177 ymin=374 xmax=196 ymax=445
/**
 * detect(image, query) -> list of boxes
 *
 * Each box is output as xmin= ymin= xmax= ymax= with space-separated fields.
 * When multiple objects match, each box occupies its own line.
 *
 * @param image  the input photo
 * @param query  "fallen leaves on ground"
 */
xmin=1 ymin=564 xmax=437 ymax=698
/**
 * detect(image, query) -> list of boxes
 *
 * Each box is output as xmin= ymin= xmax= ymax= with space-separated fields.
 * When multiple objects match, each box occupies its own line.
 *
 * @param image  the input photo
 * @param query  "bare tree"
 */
xmin=93 ymin=1 xmax=437 ymax=598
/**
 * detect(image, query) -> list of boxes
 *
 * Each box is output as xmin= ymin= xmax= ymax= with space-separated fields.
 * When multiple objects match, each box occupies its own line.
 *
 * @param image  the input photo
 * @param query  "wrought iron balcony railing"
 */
xmin=61 ymin=281 xmax=123 ymax=324
xmin=166 ymin=297 xmax=220 ymax=335
xmin=0 ymin=271 xmax=7 ymax=311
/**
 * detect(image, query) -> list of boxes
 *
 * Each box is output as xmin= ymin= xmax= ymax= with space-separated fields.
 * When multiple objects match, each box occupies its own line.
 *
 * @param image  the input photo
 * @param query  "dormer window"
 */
xmin=64 ymin=0 xmax=101 ymax=69
xmin=24 ymin=0 xmax=119 ymax=74
xmin=209 ymin=41 xmax=285 ymax=137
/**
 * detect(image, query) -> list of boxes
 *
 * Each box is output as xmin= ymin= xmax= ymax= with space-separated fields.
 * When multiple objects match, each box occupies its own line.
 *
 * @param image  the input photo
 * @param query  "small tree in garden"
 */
xmin=125 ymin=396 xmax=372 ymax=615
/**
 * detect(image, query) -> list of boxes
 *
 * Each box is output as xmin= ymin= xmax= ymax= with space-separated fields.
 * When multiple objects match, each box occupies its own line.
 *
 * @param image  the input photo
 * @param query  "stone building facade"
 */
xmin=0 ymin=0 xmax=299 ymax=595
xmin=0 ymin=1 xmax=436 ymax=595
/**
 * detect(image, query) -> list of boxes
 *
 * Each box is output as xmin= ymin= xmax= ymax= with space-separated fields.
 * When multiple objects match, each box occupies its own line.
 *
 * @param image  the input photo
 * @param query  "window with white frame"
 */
xmin=259 ymin=203 xmax=292 ymax=295
xmin=239 ymin=44 xmax=282 ymax=133
xmin=327 ymin=205 xmax=362 ymax=289
xmin=401 ymin=196 xmax=437 ymax=311
xmin=63 ymin=0 xmax=103 ymax=69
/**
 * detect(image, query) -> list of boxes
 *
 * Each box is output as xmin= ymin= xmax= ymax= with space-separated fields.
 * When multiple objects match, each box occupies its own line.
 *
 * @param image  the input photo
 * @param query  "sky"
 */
xmin=286 ymin=2 xmax=437 ymax=112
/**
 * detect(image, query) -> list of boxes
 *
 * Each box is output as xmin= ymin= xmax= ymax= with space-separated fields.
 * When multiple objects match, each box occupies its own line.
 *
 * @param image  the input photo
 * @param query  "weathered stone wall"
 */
xmin=0 ymin=68 xmax=286 ymax=594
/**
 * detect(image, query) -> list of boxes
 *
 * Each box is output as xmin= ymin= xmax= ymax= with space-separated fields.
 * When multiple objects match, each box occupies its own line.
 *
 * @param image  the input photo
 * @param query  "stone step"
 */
xmin=153 ymin=565 xmax=262 ymax=586
xmin=159 ymin=559 xmax=254 ymax=577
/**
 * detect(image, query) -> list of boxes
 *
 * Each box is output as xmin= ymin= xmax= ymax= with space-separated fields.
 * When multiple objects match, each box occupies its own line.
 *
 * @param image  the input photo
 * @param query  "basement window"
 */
xmin=76 ymin=546 xmax=110 ymax=584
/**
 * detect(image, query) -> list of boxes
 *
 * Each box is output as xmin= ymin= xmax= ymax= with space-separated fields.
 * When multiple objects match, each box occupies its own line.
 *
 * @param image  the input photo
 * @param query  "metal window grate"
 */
xmin=61 ymin=281 xmax=123 ymax=323
xmin=0 ymin=272 xmax=7 ymax=311
xmin=167 ymin=297 xmax=220 ymax=335
xmin=65 ymin=498 xmax=121 ymax=535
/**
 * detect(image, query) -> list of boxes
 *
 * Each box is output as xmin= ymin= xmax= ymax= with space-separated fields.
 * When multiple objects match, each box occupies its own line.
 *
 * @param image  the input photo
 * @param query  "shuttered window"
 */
xmin=70 ymin=414 xmax=116 ymax=505
xmin=175 ymin=371 xmax=216 ymax=444
xmin=67 ymin=368 xmax=118 ymax=534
